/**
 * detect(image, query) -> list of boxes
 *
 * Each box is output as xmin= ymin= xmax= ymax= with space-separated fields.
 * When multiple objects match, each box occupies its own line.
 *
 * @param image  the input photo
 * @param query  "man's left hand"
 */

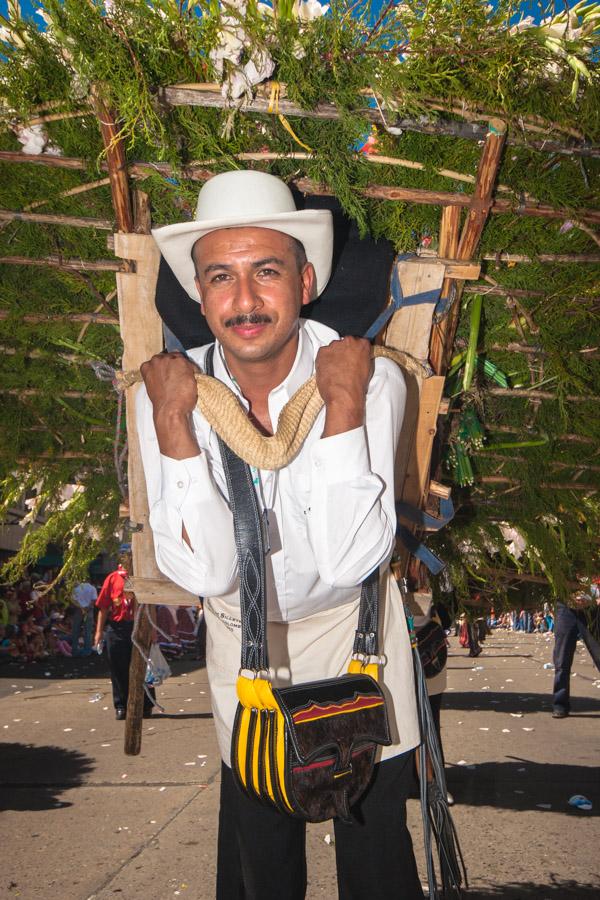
xmin=316 ymin=337 xmax=373 ymax=437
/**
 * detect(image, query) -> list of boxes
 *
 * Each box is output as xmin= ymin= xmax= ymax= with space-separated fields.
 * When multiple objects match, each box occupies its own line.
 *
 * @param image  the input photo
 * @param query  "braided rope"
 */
xmin=116 ymin=346 xmax=426 ymax=471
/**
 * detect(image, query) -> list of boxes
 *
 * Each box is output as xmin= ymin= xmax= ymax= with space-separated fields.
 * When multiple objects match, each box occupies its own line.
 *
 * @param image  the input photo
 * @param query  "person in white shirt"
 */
xmin=71 ymin=581 xmax=97 ymax=657
xmin=137 ymin=170 xmax=423 ymax=899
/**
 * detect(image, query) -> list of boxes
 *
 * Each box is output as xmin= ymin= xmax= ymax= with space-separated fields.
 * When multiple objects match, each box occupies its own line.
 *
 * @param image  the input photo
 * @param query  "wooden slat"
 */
xmin=126 ymin=577 xmax=198 ymax=606
xmin=113 ymin=232 xmax=163 ymax=756
xmin=385 ymin=261 xmax=446 ymax=361
xmin=399 ymin=377 xmax=446 ymax=512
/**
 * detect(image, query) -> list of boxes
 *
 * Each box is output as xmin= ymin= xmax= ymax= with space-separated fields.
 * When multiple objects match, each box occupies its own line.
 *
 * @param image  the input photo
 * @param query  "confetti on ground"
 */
xmin=159 ymin=786 xmax=166 ymax=792
xmin=63 ymin=728 xmax=72 ymax=732
xmin=13 ymin=718 xmax=21 ymax=722
xmin=197 ymin=754 xmax=207 ymax=759
xmin=121 ymin=774 xmax=127 ymax=779
xmin=514 ymin=790 xmax=524 ymax=794
xmin=536 ymin=803 xmax=552 ymax=810
xmin=102 ymin=706 xmax=109 ymax=711
xmin=510 ymin=713 xmax=523 ymax=718
xmin=185 ymin=762 xmax=196 ymax=766
xmin=523 ymin=727 xmax=535 ymax=732
xmin=90 ymin=728 xmax=96 ymax=732
xmin=518 ymin=767 xmax=526 ymax=772
xmin=324 ymin=833 xmax=334 ymax=845
xmin=150 ymin=820 xmax=157 ymax=824
xmin=101 ymin=743 xmax=111 ymax=748
xmin=479 ymin=727 xmax=489 ymax=731
xmin=3 ymin=725 xmax=8 ymax=729
xmin=502 ymin=729 xmax=511 ymax=733
xmin=200 ymin=761 xmax=207 ymax=767
xmin=481 ymin=686 xmax=490 ymax=690
xmin=505 ymin=679 xmax=514 ymax=683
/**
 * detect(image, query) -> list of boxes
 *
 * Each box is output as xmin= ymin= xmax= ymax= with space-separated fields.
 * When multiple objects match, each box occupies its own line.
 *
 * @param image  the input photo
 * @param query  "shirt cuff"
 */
xmin=160 ymin=454 xmax=208 ymax=510
xmin=309 ymin=426 xmax=370 ymax=482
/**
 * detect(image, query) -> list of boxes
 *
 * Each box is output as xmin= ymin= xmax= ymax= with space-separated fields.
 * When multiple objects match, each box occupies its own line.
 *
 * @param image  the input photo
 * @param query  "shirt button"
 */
xmin=176 ymin=481 xmax=185 ymax=489
xmin=313 ymin=460 xmax=321 ymax=468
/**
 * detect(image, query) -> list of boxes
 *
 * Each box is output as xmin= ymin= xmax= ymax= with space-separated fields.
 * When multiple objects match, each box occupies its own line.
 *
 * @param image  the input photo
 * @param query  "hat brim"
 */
xmin=152 ymin=210 xmax=333 ymax=304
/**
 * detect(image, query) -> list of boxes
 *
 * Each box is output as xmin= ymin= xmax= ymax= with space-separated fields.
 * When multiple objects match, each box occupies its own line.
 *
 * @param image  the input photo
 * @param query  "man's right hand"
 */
xmin=140 ymin=352 xmax=201 ymax=459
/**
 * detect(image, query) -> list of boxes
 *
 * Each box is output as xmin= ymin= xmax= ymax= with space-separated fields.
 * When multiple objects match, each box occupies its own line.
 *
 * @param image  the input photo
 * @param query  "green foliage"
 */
xmin=0 ymin=0 xmax=598 ymax=599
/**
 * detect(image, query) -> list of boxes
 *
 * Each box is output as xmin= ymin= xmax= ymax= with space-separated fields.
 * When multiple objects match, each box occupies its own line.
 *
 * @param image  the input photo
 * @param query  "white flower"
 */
xmin=0 ymin=25 xmax=25 ymax=48
xmin=15 ymin=124 xmax=48 ymax=155
xmin=295 ymin=0 xmax=329 ymax=23
xmin=210 ymin=12 xmax=247 ymax=79
xmin=224 ymin=48 xmax=275 ymax=100
xmin=498 ymin=522 xmax=527 ymax=560
xmin=508 ymin=15 xmax=535 ymax=36
xmin=257 ymin=3 xmax=274 ymax=17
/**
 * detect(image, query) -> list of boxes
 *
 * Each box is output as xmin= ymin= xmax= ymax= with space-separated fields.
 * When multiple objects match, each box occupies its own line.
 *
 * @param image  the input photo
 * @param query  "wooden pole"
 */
xmin=488 ymin=387 xmax=599 ymax=402
xmin=0 ymin=255 xmax=130 ymax=273
xmin=0 ymin=388 xmax=104 ymax=398
xmin=429 ymin=121 xmax=507 ymax=374
xmin=479 ymin=476 xmax=598 ymax=490
xmin=160 ymin=84 xmax=600 ymax=158
xmin=482 ymin=252 xmax=600 ymax=264
xmin=2 ymin=151 xmax=600 ymax=225
xmin=0 ymin=311 xmax=119 ymax=324
xmin=0 ymin=209 xmax=113 ymax=229
xmin=92 ymin=92 xmax=134 ymax=233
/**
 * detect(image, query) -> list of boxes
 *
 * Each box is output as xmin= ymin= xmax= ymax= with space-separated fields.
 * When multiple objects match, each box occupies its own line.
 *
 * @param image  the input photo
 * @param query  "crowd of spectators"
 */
xmin=488 ymin=604 xmax=554 ymax=633
xmin=0 ymin=570 xmax=205 ymax=666
xmin=0 ymin=572 xmax=81 ymax=664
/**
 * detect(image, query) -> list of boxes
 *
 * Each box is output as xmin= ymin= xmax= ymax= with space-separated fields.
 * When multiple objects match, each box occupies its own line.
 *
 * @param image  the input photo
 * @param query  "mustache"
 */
xmin=224 ymin=313 xmax=273 ymax=328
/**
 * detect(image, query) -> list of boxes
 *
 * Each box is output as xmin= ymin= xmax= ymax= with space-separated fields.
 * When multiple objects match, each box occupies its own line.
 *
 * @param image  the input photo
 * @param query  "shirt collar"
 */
xmin=213 ymin=321 xmax=315 ymax=418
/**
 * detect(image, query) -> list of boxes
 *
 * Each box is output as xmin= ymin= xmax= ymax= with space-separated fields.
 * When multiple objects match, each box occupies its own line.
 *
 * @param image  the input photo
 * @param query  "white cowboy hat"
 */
xmin=151 ymin=170 xmax=333 ymax=303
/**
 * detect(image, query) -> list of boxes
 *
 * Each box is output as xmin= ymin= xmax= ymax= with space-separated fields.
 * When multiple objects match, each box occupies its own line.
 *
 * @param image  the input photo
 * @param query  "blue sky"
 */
xmin=1 ymin=1 xmax=557 ymax=25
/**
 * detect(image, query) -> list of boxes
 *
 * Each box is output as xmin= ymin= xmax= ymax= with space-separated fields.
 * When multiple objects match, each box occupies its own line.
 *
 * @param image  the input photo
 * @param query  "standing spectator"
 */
xmin=71 ymin=581 xmax=97 ymax=657
xmin=552 ymin=583 xmax=600 ymax=718
xmin=93 ymin=562 xmax=154 ymax=720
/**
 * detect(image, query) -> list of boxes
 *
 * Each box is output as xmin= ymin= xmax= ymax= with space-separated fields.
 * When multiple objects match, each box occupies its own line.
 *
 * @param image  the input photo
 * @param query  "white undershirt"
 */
xmin=136 ymin=320 xmax=407 ymax=623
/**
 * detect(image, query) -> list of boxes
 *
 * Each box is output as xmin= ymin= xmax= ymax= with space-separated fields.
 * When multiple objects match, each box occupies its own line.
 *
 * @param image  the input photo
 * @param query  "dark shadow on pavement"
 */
xmin=446 ymin=756 xmax=599 ymax=816
xmin=152 ymin=712 xmax=213 ymax=720
xmin=466 ymin=880 xmax=600 ymax=898
xmin=0 ymin=742 xmax=94 ymax=812
xmin=0 ymin=654 xmax=206 ymax=681
xmin=442 ymin=690 xmax=600 ymax=715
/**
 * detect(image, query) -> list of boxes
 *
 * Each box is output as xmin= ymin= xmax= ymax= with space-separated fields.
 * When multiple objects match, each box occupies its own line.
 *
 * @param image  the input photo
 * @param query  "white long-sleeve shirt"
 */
xmin=136 ymin=320 xmax=406 ymax=623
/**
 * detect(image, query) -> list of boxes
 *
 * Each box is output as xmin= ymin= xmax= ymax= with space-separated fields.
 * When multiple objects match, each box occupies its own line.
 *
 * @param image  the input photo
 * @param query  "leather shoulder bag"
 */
xmin=206 ymin=345 xmax=391 ymax=824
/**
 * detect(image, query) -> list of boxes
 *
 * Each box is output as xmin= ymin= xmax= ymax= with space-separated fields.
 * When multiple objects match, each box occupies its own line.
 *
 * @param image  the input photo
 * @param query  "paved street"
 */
xmin=1 ymin=630 xmax=599 ymax=899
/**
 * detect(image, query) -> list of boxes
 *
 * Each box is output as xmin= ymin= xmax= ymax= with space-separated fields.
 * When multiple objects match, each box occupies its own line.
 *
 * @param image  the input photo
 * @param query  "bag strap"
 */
xmin=204 ymin=343 xmax=380 ymax=672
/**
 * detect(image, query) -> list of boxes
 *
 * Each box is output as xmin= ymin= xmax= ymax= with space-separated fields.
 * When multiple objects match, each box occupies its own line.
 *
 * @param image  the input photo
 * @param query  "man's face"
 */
xmin=193 ymin=227 xmax=315 ymax=365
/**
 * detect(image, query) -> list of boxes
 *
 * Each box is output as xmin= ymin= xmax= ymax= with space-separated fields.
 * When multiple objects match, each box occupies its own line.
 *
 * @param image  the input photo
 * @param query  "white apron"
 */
xmin=204 ymin=569 xmax=421 ymax=766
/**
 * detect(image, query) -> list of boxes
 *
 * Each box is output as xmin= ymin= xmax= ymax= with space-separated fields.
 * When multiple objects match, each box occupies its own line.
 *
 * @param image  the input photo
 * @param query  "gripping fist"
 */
xmin=140 ymin=352 xmax=198 ymax=419
xmin=315 ymin=337 xmax=373 ymax=436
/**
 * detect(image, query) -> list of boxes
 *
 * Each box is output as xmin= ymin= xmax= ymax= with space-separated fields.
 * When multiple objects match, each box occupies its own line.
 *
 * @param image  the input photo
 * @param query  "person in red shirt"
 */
xmin=94 ymin=563 xmax=154 ymax=720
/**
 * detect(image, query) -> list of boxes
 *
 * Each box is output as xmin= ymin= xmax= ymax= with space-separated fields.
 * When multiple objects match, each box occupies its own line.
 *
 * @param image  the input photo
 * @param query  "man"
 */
xmin=137 ymin=170 xmax=422 ymax=899
xmin=93 ymin=562 xmax=155 ymax=720
xmin=552 ymin=580 xmax=600 ymax=718
xmin=71 ymin=580 xmax=97 ymax=656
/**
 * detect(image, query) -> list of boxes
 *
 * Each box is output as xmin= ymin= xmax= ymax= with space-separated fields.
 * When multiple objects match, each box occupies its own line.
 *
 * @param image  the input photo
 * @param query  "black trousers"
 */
xmin=216 ymin=750 xmax=424 ymax=900
xmin=104 ymin=620 xmax=154 ymax=712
